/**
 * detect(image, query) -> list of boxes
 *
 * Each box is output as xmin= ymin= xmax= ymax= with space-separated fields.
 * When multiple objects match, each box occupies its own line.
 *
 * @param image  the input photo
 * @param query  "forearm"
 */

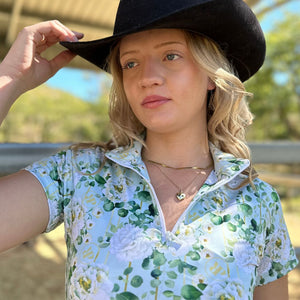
xmin=0 ymin=71 xmax=23 ymax=126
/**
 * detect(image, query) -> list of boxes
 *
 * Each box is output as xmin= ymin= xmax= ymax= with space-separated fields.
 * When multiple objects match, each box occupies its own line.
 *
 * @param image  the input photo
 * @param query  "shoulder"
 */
xmin=26 ymin=146 xmax=107 ymax=177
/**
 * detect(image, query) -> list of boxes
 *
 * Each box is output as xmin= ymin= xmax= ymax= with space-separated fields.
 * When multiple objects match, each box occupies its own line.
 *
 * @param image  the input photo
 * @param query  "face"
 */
xmin=119 ymin=29 xmax=215 ymax=135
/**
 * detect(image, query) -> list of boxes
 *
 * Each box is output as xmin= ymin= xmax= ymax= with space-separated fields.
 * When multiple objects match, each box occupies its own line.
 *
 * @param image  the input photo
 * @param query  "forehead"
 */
xmin=119 ymin=29 xmax=186 ymax=52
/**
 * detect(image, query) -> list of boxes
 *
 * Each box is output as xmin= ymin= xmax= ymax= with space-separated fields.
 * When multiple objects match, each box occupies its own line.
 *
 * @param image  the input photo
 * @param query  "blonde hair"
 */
xmin=106 ymin=30 xmax=256 ymax=181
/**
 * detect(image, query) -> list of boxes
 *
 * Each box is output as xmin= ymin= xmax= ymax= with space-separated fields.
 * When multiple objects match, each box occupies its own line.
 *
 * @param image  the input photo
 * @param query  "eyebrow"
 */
xmin=120 ymin=41 xmax=184 ymax=59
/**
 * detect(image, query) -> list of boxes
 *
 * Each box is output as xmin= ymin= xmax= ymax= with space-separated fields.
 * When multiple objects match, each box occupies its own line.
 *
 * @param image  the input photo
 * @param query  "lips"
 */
xmin=142 ymin=95 xmax=170 ymax=108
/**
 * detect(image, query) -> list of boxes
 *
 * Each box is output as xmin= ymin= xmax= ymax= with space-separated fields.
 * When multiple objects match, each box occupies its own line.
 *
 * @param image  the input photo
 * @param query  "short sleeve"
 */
xmin=25 ymin=150 xmax=74 ymax=233
xmin=255 ymin=186 xmax=298 ymax=286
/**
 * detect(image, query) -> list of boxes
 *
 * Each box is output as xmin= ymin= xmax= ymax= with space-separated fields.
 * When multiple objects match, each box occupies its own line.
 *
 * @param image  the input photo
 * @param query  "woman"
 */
xmin=0 ymin=0 xmax=298 ymax=299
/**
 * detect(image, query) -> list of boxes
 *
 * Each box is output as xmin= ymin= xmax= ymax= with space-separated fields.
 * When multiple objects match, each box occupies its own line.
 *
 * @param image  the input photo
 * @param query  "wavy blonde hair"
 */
xmin=106 ymin=30 xmax=257 ymax=181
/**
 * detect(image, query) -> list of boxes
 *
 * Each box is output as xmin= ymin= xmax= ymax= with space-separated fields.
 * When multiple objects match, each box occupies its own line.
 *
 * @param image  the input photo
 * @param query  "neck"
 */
xmin=143 ymin=128 xmax=212 ymax=168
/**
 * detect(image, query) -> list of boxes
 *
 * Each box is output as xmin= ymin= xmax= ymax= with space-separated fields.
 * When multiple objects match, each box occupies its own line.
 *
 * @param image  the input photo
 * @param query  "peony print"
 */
xmin=70 ymin=203 xmax=85 ymax=242
xmin=110 ymin=223 xmax=155 ymax=261
xmin=266 ymin=229 xmax=291 ymax=261
xmin=202 ymin=280 xmax=244 ymax=300
xmin=257 ymin=256 xmax=272 ymax=277
xmin=233 ymin=241 xmax=258 ymax=273
xmin=70 ymin=264 xmax=113 ymax=300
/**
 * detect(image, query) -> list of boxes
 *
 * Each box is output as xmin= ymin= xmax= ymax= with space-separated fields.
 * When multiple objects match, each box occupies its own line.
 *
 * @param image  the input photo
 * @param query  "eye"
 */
xmin=165 ymin=53 xmax=181 ymax=61
xmin=122 ymin=61 xmax=138 ymax=70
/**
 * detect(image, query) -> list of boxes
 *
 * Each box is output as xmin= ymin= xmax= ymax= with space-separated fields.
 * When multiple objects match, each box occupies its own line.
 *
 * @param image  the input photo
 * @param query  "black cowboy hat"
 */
xmin=61 ymin=0 xmax=266 ymax=82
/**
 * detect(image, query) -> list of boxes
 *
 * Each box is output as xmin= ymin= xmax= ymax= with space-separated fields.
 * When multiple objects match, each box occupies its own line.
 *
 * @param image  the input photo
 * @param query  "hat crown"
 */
xmin=114 ymin=0 xmax=212 ymax=34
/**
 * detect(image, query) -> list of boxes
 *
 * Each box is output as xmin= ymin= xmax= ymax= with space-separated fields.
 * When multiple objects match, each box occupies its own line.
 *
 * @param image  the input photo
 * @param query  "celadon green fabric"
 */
xmin=25 ymin=141 xmax=298 ymax=300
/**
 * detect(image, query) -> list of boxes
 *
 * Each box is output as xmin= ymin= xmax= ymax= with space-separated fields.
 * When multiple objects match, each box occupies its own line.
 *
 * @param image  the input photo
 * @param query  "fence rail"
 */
xmin=1 ymin=142 xmax=300 ymax=173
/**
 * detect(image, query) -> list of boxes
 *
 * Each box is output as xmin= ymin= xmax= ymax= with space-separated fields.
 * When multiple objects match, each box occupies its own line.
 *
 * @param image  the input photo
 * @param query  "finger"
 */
xmin=29 ymin=20 xmax=79 ymax=45
xmin=48 ymin=50 xmax=77 ymax=76
xmin=72 ymin=31 xmax=84 ymax=40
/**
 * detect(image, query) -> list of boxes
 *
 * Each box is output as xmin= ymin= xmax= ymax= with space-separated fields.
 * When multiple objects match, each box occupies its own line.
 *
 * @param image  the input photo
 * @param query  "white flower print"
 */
xmin=233 ymin=241 xmax=258 ymax=273
xmin=110 ymin=223 xmax=155 ymax=261
xmin=87 ymin=220 xmax=95 ymax=230
xmin=70 ymin=264 xmax=113 ymax=300
xmin=266 ymin=229 xmax=291 ymax=261
xmin=202 ymin=280 xmax=244 ymax=300
xmin=164 ymin=227 xmax=197 ymax=257
xmin=92 ymin=207 xmax=103 ymax=218
xmin=257 ymin=256 xmax=272 ymax=276
xmin=200 ymin=248 xmax=214 ymax=260
xmin=192 ymin=273 xmax=206 ymax=286
xmin=202 ymin=222 xmax=214 ymax=233
xmin=70 ymin=204 xmax=85 ymax=242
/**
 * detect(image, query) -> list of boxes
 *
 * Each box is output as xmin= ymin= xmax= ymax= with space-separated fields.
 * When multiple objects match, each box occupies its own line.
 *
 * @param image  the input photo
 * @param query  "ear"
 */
xmin=207 ymin=78 xmax=216 ymax=91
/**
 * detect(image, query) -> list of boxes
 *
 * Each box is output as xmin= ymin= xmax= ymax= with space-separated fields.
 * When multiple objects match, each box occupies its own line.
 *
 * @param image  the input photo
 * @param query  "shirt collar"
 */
xmin=105 ymin=140 xmax=250 ymax=183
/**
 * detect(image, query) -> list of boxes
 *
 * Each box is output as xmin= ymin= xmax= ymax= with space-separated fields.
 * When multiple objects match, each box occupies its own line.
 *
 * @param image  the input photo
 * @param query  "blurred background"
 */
xmin=0 ymin=0 xmax=300 ymax=299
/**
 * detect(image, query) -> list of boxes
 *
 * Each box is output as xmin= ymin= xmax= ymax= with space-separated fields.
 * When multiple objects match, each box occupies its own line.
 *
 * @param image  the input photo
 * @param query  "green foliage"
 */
xmin=0 ymin=84 xmax=111 ymax=143
xmin=246 ymin=13 xmax=300 ymax=141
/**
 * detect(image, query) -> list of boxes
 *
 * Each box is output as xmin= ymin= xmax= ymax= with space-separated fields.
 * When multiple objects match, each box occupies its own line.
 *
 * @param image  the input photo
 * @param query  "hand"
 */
xmin=0 ymin=20 xmax=83 ymax=94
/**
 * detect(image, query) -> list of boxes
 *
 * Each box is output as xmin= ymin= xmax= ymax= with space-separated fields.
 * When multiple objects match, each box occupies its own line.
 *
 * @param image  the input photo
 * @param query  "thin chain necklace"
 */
xmin=148 ymin=162 xmax=211 ymax=201
xmin=146 ymin=159 xmax=213 ymax=171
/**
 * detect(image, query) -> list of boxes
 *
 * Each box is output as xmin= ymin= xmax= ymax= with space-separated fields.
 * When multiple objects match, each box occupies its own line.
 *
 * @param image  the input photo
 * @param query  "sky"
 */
xmin=46 ymin=1 xmax=300 ymax=102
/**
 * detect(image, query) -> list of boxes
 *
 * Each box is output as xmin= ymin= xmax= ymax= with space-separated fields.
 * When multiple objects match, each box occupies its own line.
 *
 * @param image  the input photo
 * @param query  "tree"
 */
xmin=245 ymin=13 xmax=300 ymax=141
xmin=0 ymin=85 xmax=111 ymax=143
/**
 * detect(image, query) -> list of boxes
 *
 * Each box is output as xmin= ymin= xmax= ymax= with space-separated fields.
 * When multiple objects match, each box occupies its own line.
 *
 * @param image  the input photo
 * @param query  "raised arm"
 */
xmin=0 ymin=20 xmax=82 ymax=124
xmin=0 ymin=21 xmax=82 ymax=253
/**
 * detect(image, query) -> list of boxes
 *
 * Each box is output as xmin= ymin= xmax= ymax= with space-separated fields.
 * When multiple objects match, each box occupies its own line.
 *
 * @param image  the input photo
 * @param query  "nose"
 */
xmin=138 ymin=58 xmax=164 ymax=88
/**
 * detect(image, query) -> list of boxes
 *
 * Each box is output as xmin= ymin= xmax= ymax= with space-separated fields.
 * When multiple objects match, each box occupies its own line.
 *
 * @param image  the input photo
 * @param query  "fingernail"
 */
xmin=65 ymin=37 xmax=73 ymax=42
xmin=72 ymin=36 xmax=79 ymax=42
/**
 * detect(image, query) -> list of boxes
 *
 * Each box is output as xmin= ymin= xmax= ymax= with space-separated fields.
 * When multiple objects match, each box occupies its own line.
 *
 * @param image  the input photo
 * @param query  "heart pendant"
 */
xmin=176 ymin=192 xmax=186 ymax=201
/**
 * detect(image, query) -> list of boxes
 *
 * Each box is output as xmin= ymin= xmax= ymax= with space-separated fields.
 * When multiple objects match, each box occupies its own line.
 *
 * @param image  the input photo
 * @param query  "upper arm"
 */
xmin=0 ymin=170 xmax=49 ymax=252
xmin=254 ymin=275 xmax=288 ymax=300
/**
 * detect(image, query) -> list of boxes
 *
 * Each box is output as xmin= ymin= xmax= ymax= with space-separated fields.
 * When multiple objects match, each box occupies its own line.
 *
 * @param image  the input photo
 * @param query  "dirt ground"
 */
xmin=0 ymin=216 xmax=300 ymax=300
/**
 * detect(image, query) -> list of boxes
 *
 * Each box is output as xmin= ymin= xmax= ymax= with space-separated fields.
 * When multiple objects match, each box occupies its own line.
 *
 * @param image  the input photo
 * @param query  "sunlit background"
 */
xmin=0 ymin=0 xmax=300 ymax=299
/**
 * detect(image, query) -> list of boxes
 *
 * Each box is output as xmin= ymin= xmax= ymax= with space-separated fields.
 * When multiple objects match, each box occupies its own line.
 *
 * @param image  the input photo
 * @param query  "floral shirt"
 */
xmin=25 ymin=141 xmax=298 ymax=300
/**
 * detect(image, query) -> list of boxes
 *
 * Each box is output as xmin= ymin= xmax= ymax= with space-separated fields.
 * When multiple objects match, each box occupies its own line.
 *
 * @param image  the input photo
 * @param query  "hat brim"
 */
xmin=60 ymin=0 xmax=265 ymax=82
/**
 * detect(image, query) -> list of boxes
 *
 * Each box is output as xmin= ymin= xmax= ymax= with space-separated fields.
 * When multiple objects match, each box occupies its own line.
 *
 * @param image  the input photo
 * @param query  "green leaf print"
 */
xmin=131 ymin=275 xmax=143 ymax=288
xmin=167 ymin=271 xmax=178 ymax=279
xmin=151 ymin=268 xmax=162 ymax=279
xmin=153 ymin=250 xmax=167 ymax=266
xmin=223 ymin=214 xmax=231 ymax=222
xmin=124 ymin=267 xmax=133 ymax=275
xmin=137 ymin=191 xmax=152 ymax=202
xmin=118 ymin=208 xmax=129 ymax=217
xmin=251 ymin=219 xmax=258 ymax=231
xmin=103 ymin=201 xmax=115 ymax=212
xmin=142 ymin=257 xmax=150 ymax=270
xmin=151 ymin=279 xmax=161 ymax=288
xmin=227 ymin=222 xmax=237 ymax=232
xmin=197 ymin=283 xmax=207 ymax=291
xmin=231 ymin=165 xmax=240 ymax=171
xmin=164 ymin=280 xmax=175 ymax=288
xmin=113 ymin=284 xmax=120 ymax=292
xmin=163 ymin=290 xmax=174 ymax=297
xmin=95 ymin=174 xmax=106 ymax=185
xmin=116 ymin=292 xmax=139 ymax=300
xmin=148 ymin=203 xmax=158 ymax=216
xmin=187 ymin=251 xmax=200 ymax=261
xmin=271 ymin=191 xmax=279 ymax=202
xmin=272 ymin=262 xmax=283 ymax=272
xmin=245 ymin=195 xmax=252 ymax=202
xmin=240 ymin=203 xmax=253 ymax=216
xmin=115 ymin=202 xmax=125 ymax=208
xmin=181 ymin=285 xmax=202 ymax=300
xmin=49 ymin=168 xmax=59 ymax=181
xmin=211 ymin=215 xmax=223 ymax=225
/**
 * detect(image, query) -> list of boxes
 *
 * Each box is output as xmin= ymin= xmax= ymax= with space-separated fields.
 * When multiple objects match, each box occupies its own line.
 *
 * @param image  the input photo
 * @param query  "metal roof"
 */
xmin=0 ymin=0 xmax=119 ymax=70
